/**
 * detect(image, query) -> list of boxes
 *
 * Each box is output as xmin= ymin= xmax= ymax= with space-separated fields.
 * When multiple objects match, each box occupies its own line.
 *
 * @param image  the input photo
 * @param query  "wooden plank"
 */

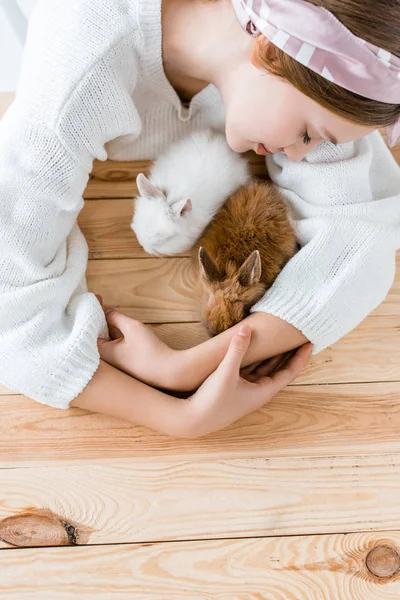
xmin=84 ymin=153 xmax=270 ymax=199
xmin=79 ymin=198 xmax=189 ymax=259
xmin=86 ymin=257 xmax=199 ymax=322
xmin=153 ymin=316 xmax=400 ymax=385
xmin=375 ymin=274 xmax=400 ymax=316
xmin=85 ymin=256 xmax=400 ymax=323
xmin=83 ymin=135 xmax=398 ymax=200
xmin=1 ymin=454 xmax=400 ymax=548
xmin=80 ymin=197 xmax=400 ymax=281
xmin=1 ymin=532 xmax=400 ymax=598
xmin=0 ymin=382 xmax=399 ymax=465
xmin=2 ymin=251 xmax=399 ymax=395
xmin=0 ymin=313 xmax=399 ymax=397
xmin=79 ymin=199 xmax=148 ymax=259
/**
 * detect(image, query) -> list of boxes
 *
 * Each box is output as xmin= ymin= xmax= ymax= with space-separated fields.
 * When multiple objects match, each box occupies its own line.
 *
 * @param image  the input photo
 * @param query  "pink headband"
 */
xmin=232 ymin=0 xmax=400 ymax=146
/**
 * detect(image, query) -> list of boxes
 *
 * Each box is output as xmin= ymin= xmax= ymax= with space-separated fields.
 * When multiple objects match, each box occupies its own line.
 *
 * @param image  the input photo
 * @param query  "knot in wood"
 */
xmin=366 ymin=546 xmax=400 ymax=579
xmin=0 ymin=509 xmax=78 ymax=547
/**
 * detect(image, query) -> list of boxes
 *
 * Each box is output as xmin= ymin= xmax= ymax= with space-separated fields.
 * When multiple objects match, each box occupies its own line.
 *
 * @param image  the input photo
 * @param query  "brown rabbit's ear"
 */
xmin=136 ymin=173 xmax=165 ymax=200
xmin=198 ymin=247 xmax=221 ymax=282
xmin=237 ymin=250 xmax=262 ymax=286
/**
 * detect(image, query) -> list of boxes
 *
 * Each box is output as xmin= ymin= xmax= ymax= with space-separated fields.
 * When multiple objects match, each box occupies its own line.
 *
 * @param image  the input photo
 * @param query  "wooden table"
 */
xmin=1 ymin=93 xmax=400 ymax=598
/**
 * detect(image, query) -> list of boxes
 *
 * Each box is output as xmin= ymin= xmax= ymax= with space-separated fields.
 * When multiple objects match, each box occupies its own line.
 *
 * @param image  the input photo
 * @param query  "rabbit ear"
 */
xmin=237 ymin=250 xmax=262 ymax=286
xmin=136 ymin=173 xmax=165 ymax=200
xmin=198 ymin=247 xmax=221 ymax=282
xmin=171 ymin=198 xmax=192 ymax=219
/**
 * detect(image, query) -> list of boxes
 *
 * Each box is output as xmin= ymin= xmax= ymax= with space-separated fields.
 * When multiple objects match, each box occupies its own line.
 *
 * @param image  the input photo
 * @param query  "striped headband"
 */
xmin=231 ymin=0 xmax=400 ymax=147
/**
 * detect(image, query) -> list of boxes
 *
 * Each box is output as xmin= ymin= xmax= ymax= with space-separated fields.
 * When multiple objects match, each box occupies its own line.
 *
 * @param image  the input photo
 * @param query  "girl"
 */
xmin=0 ymin=0 xmax=399 ymax=437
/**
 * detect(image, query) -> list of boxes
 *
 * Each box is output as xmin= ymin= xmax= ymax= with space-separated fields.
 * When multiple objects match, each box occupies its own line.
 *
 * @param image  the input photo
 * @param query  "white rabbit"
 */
xmin=131 ymin=129 xmax=250 ymax=256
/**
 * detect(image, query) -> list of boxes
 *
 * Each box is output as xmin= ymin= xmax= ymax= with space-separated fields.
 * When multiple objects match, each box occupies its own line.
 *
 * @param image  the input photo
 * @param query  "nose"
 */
xmin=283 ymin=139 xmax=321 ymax=162
xmin=283 ymin=150 xmax=303 ymax=163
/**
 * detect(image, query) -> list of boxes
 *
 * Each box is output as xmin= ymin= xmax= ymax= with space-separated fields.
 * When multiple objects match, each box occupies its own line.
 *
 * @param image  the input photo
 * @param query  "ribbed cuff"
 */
xmin=35 ymin=305 xmax=109 ymax=409
xmin=250 ymin=284 xmax=343 ymax=354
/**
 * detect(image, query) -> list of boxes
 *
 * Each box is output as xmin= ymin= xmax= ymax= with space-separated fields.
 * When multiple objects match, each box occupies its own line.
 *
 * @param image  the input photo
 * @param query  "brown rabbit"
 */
xmin=191 ymin=179 xmax=297 ymax=336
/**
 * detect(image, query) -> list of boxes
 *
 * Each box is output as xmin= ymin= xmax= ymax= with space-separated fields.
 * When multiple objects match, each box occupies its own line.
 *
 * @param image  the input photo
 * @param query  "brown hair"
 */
xmin=208 ymin=0 xmax=400 ymax=129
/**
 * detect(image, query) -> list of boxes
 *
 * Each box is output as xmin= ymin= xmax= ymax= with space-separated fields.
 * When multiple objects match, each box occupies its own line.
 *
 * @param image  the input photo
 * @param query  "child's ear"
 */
xmin=171 ymin=198 xmax=192 ymax=219
xmin=198 ymin=247 xmax=220 ymax=282
xmin=136 ymin=173 xmax=165 ymax=200
xmin=237 ymin=250 xmax=262 ymax=286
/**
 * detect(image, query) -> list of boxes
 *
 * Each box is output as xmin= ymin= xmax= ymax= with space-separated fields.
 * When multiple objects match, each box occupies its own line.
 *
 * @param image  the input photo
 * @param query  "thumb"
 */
xmin=220 ymin=324 xmax=251 ymax=375
xmin=104 ymin=309 xmax=130 ymax=337
xmin=96 ymin=334 xmax=123 ymax=367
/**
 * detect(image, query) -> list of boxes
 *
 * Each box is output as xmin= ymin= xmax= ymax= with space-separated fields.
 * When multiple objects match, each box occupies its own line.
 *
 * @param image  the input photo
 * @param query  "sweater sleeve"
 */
xmin=250 ymin=131 xmax=400 ymax=354
xmin=0 ymin=1 xmax=142 ymax=408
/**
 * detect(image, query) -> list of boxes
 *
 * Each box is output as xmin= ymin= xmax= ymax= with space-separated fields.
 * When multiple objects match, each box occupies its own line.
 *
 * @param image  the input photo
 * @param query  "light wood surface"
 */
xmin=1 ymin=533 xmax=400 ymax=598
xmin=0 ymin=382 xmax=400 ymax=465
xmin=84 ymin=255 xmax=400 ymax=320
xmin=1 ymin=454 xmax=400 ymax=549
xmin=0 ymin=91 xmax=400 ymax=596
xmin=0 ymin=312 xmax=399 ymax=394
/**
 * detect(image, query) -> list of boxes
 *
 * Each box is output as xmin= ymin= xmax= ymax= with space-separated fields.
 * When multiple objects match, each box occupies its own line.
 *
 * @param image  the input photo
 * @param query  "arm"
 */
xmin=176 ymin=312 xmax=306 ymax=391
xmin=93 ymin=300 xmax=306 ymax=392
xmin=70 ymin=360 xmax=186 ymax=437
xmin=249 ymin=131 xmax=400 ymax=352
xmin=171 ymin=132 xmax=400 ymax=391
xmin=0 ymin=1 xmax=141 ymax=408
xmin=93 ymin=136 xmax=399 ymax=393
xmin=71 ymin=328 xmax=313 ymax=438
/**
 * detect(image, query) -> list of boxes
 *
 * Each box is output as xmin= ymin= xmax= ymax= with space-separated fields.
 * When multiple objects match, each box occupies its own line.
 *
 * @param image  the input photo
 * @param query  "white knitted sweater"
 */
xmin=0 ymin=0 xmax=399 ymax=409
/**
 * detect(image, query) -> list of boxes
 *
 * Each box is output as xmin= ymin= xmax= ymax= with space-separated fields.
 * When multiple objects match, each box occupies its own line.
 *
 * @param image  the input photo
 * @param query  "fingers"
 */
xmin=96 ymin=335 xmax=123 ymax=366
xmin=241 ymin=352 xmax=288 ymax=382
xmin=257 ymin=352 xmax=291 ymax=376
xmin=104 ymin=309 xmax=127 ymax=340
xmin=268 ymin=342 xmax=313 ymax=392
xmin=240 ymin=359 xmax=265 ymax=376
xmin=219 ymin=325 xmax=252 ymax=376
xmin=96 ymin=298 xmax=126 ymax=339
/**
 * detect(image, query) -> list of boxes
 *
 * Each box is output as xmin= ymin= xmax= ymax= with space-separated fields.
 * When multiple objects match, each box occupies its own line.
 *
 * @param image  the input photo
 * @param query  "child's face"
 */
xmin=222 ymin=59 xmax=375 ymax=161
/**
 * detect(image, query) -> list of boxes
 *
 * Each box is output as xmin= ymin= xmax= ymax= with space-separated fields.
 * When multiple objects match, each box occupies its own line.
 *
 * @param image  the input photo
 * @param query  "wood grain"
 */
xmin=1 ymin=91 xmax=400 ymax=595
xmin=79 ymin=198 xmax=145 ymax=259
xmin=0 ymin=382 xmax=399 ymax=466
xmin=85 ymin=256 xmax=400 ymax=322
xmin=83 ymin=139 xmax=398 ymax=200
xmin=1 ymin=532 xmax=400 ymax=598
xmin=0 ymin=313 xmax=399 ymax=397
xmin=152 ymin=316 xmax=400 ymax=385
xmin=86 ymin=257 xmax=199 ymax=322
xmin=1 ymin=454 xmax=400 ymax=548
xmin=84 ymin=152 xmax=270 ymax=199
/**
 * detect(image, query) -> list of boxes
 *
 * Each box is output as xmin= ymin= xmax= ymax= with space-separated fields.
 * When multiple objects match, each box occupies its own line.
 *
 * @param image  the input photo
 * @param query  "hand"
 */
xmin=182 ymin=324 xmax=313 ymax=438
xmin=239 ymin=350 xmax=296 ymax=382
xmin=95 ymin=295 xmax=182 ymax=390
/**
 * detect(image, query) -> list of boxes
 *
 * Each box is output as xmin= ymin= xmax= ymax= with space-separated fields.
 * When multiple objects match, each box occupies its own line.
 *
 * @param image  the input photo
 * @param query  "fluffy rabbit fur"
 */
xmin=192 ymin=180 xmax=298 ymax=336
xmin=131 ymin=129 xmax=250 ymax=256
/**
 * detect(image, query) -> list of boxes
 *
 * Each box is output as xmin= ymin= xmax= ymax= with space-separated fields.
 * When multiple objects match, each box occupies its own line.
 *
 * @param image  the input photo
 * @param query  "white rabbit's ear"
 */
xmin=237 ymin=250 xmax=262 ymax=286
xmin=171 ymin=198 xmax=192 ymax=219
xmin=136 ymin=173 xmax=165 ymax=200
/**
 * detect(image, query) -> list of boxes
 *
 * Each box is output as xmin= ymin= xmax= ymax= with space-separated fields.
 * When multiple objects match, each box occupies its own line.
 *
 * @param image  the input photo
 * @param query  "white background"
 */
xmin=0 ymin=0 xmax=38 ymax=91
